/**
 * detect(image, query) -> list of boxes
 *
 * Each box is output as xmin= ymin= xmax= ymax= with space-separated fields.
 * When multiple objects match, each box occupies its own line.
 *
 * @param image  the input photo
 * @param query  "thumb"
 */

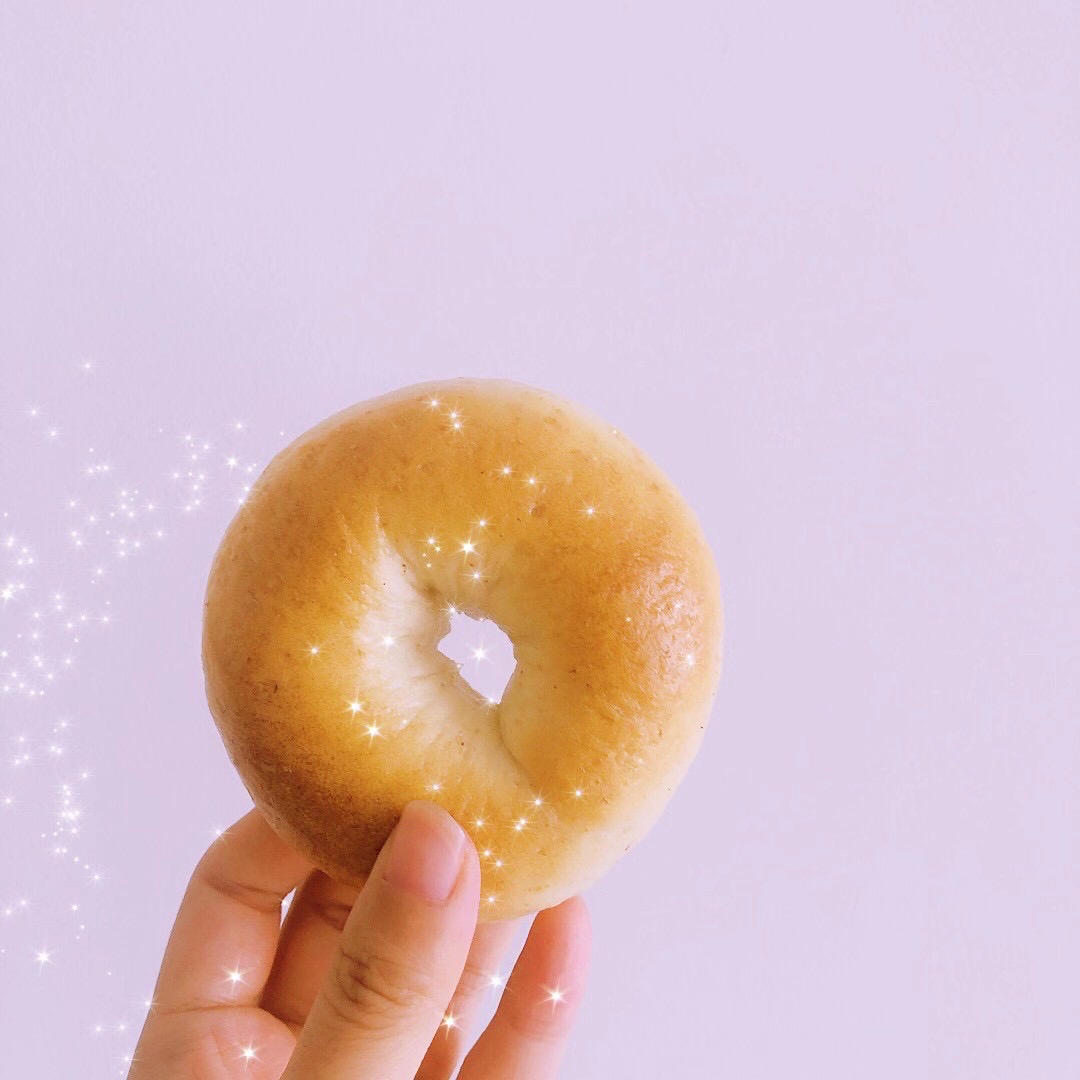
xmin=283 ymin=800 xmax=480 ymax=1080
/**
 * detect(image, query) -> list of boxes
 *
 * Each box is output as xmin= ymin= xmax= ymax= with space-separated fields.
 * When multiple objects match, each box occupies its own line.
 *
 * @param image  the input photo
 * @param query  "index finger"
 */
xmin=149 ymin=808 xmax=314 ymax=1013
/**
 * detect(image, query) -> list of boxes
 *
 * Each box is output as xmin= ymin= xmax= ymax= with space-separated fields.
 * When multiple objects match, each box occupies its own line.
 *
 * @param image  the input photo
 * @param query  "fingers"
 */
xmin=150 ymin=809 xmax=313 ymax=1012
xmin=282 ymin=800 xmax=481 ymax=1080
xmin=259 ymin=870 xmax=363 ymax=1032
xmin=262 ymin=871 xmax=519 ymax=1075
xmin=458 ymin=896 xmax=591 ymax=1080
xmin=414 ymin=917 xmax=522 ymax=1080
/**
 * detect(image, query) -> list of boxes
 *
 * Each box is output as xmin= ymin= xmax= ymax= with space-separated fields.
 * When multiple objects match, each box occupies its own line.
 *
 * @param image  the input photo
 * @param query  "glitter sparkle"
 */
xmin=3 ymin=382 xmax=700 ymax=1073
xmin=4 ymin=390 xmax=280 ymax=1073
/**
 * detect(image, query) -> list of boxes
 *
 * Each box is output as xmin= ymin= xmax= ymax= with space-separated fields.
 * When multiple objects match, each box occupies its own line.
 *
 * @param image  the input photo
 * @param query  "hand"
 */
xmin=129 ymin=800 xmax=591 ymax=1078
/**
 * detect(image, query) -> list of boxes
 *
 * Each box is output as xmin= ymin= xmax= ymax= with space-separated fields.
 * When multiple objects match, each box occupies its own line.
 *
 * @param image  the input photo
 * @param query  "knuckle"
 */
xmin=308 ymin=894 xmax=352 ymax=934
xmin=325 ymin=943 xmax=442 ymax=1032
xmin=455 ymin=958 xmax=496 ymax=999
xmin=197 ymin=863 xmax=284 ymax=914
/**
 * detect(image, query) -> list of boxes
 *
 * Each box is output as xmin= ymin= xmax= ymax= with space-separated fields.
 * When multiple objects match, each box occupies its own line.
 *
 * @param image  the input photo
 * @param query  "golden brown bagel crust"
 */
xmin=203 ymin=379 xmax=722 ymax=920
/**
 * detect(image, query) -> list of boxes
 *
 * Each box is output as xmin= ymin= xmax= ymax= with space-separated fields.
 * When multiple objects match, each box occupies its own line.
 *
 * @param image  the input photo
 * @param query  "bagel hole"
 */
xmin=437 ymin=610 xmax=516 ymax=704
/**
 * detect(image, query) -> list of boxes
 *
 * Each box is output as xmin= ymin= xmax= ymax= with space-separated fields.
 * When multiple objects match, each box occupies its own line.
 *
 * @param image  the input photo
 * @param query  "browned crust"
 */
xmin=203 ymin=378 xmax=723 ymax=920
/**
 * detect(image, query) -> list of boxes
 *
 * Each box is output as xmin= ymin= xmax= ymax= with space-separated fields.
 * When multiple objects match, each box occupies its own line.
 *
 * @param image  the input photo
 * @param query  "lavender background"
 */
xmin=1 ymin=4 xmax=1077 ymax=1077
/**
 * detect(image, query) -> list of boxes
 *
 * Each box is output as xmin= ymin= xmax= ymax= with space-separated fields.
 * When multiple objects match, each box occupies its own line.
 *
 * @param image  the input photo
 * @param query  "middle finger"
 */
xmin=260 ymin=869 xmax=363 ymax=1032
xmin=414 ymin=915 xmax=522 ymax=1080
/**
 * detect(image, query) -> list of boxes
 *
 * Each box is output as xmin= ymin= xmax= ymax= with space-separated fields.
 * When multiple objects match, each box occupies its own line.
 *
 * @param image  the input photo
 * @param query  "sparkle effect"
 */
xmin=2 ymin=378 xmax=280 ymax=1074
xmin=312 ymin=395 xmax=699 ymax=923
xmin=2 ymin=384 xmax=693 ymax=1073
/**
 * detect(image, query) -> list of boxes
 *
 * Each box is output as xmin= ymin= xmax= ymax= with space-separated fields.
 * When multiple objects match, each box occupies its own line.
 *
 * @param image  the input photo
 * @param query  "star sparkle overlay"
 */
xmin=1 ymin=370 xmax=565 ymax=1075
xmin=2 ymin=366 xmax=279 ymax=1073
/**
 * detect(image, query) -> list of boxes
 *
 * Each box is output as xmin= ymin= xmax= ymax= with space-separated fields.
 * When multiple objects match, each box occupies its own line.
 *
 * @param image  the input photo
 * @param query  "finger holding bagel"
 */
xmin=203 ymin=378 xmax=723 ymax=921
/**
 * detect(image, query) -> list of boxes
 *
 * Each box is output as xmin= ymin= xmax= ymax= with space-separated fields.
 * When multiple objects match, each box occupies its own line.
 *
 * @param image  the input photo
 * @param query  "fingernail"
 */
xmin=382 ymin=801 xmax=466 ymax=903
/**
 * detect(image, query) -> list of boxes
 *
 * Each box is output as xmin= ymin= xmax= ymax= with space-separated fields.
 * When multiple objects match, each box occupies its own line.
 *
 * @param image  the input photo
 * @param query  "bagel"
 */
xmin=202 ymin=378 xmax=723 ymax=920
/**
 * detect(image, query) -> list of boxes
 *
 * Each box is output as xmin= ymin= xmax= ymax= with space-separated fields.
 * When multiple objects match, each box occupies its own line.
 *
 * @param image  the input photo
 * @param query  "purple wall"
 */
xmin=1 ymin=4 xmax=1077 ymax=1076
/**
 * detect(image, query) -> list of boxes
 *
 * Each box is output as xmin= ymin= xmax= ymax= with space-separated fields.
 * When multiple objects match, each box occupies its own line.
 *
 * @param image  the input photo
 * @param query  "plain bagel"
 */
xmin=202 ymin=378 xmax=723 ymax=920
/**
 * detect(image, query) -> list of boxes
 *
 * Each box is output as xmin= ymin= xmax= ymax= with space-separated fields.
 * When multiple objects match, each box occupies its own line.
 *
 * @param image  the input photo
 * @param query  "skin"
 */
xmin=128 ymin=800 xmax=591 ymax=1079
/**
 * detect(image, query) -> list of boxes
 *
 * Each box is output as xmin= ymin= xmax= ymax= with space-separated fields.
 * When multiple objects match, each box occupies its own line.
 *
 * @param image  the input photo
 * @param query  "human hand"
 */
xmin=129 ymin=800 xmax=591 ymax=1078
